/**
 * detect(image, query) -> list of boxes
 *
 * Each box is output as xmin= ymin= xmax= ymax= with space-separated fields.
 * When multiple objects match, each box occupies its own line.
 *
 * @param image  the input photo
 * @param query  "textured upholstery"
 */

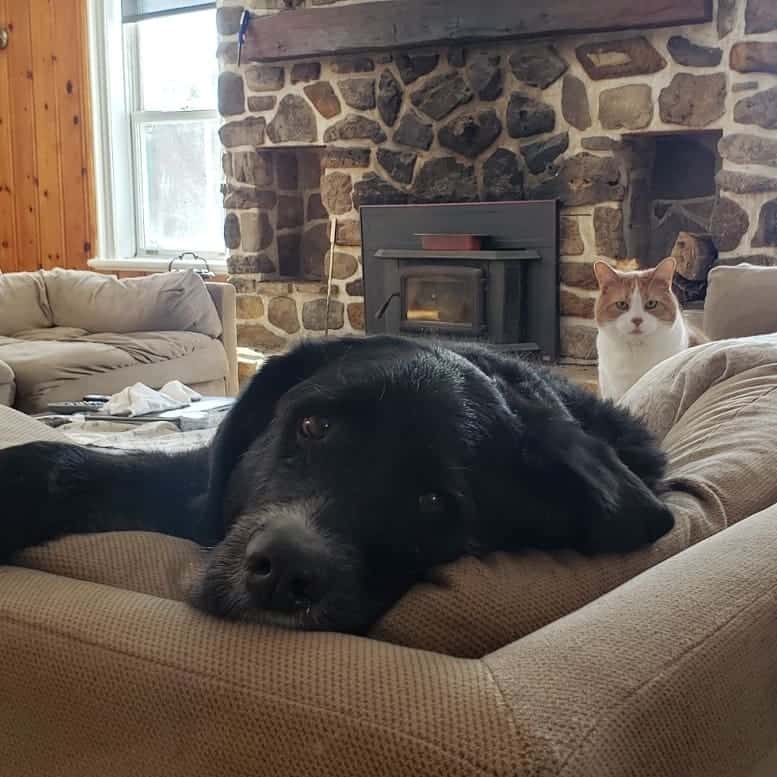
xmin=12 ymin=335 xmax=777 ymax=657
xmin=1 ymin=337 xmax=777 ymax=775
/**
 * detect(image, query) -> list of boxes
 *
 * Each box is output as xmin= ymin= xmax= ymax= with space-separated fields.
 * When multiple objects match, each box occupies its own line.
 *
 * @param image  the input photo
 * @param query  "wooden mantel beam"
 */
xmin=243 ymin=0 xmax=713 ymax=62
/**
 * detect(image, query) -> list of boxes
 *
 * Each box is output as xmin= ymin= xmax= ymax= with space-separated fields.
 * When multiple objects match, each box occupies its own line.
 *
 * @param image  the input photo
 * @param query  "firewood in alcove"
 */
xmin=671 ymin=231 xmax=717 ymax=281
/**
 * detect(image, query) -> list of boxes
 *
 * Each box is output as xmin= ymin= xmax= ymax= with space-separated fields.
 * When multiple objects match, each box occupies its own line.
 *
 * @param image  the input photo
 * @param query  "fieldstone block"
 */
xmin=752 ymin=199 xmax=777 ymax=247
xmin=410 ymin=72 xmax=473 ymax=121
xmin=336 ymin=220 xmax=361 ymax=246
xmin=240 ymin=212 xmax=274 ymax=252
xmin=600 ymin=84 xmax=653 ymax=130
xmin=562 ymin=75 xmax=591 ymax=131
xmin=438 ymin=110 xmax=502 ymax=159
xmin=219 ymin=117 xmax=266 ymax=148
xmin=245 ymin=65 xmax=284 ymax=92
xmin=331 ymin=57 xmax=374 ymax=74
xmin=236 ymin=295 xmax=265 ymax=320
xmin=321 ymin=172 xmax=354 ymax=215
xmin=347 ymin=302 xmax=365 ymax=330
xmin=218 ymin=72 xmax=244 ymax=116
xmin=718 ymin=0 xmax=737 ymax=38
xmin=561 ymin=262 xmax=597 ymax=290
xmin=561 ymin=324 xmax=597 ymax=360
xmin=394 ymin=112 xmax=434 ymax=150
xmin=352 ymin=173 xmax=409 ymax=207
xmin=267 ymin=95 xmax=317 ymax=143
xmin=576 ymin=37 xmax=666 ymax=80
xmin=324 ymin=251 xmax=359 ymax=280
xmin=509 ymin=44 xmax=567 ymax=88
xmin=224 ymin=213 xmax=240 ymax=250
xmin=745 ymin=0 xmax=777 ymax=33
xmin=396 ymin=53 xmax=439 ymax=85
xmin=247 ymin=96 xmax=277 ymax=112
xmin=233 ymin=151 xmax=274 ymax=187
xmin=482 ymin=148 xmax=524 ymax=202
xmin=323 ymin=147 xmax=371 ymax=168
xmin=304 ymin=82 xmax=342 ymax=119
xmin=302 ymin=299 xmax=345 ymax=331
xmin=227 ymin=255 xmax=275 ymax=275
xmin=377 ymin=70 xmax=403 ymax=127
xmin=338 ymin=78 xmax=376 ymax=110
xmin=560 ymin=290 xmax=595 ymax=319
xmin=716 ymin=170 xmax=777 ymax=194
xmin=467 ymin=52 xmax=503 ymax=101
xmin=223 ymin=187 xmax=277 ymax=210
xmin=734 ymin=87 xmax=777 ymax=129
xmin=659 ymin=73 xmax=726 ymax=127
xmin=324 ymin=115 xmax=387 ymax=143
xmin=290 ymin=62 xmax=321 ymax=84
xmin=346 ymin=279 xmax=364 ymax=296
xmin=710 ymin=197 xmax=750 ymax=251
xmin=506 ymin=93 xmax=555 ymax=138
xmin=268 ymin=297 xmax=301 ymax=334
xmin=594 ymin=206 xmax=626 ymax=259
xmin=667 ymin=36 xmax=722 ymax=67
xmin=560 ymin=217 xmax=584 ymax=256
xmin=412 ymin=157 xmax=478 ymax=203
xmin=718 ymin=133 xmax=777 ymax=167
xmin=731 ymin=42 xmax=777 ymax=75
xmin=376 ymin=148 xmax=417 ymax=185
xmin=238 ymin=323 xmax=286 ymax=351
xmin=530 ymin=153 xmax=625 ymax=206
xmin=216 ymin=6 xmax=242 ymax=35
xmin=302 ymin=223 xmax=330 ymax=278
xmin=522 ymin=132 xmax=569 ymax=175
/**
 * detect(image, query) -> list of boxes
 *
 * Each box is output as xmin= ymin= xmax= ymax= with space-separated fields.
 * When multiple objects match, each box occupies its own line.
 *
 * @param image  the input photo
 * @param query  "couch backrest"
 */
xmin=704 ymin=263 xmax=777 ymax=341
xmin=43 ymin=269 xmax=223 ymax=337
xmin=0 ymin=271 xmax=53 ymax=336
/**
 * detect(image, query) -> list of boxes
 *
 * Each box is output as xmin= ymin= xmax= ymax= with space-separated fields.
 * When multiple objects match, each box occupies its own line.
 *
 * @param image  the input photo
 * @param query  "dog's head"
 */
xmin=190 ymin=336 xmax=671 ymax=633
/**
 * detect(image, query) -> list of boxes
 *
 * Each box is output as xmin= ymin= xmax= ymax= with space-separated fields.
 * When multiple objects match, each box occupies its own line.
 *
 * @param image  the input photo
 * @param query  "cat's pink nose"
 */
xmin=631 ymin=317 xmax=643 ymax=327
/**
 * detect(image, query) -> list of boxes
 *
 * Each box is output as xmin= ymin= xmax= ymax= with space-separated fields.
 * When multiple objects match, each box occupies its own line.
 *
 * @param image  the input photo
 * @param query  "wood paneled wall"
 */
xmin=0 ymin=0 xmax=95 ymax=273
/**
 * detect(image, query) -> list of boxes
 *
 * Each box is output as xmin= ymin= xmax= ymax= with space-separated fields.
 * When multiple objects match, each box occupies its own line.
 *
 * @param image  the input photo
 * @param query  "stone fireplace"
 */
xmin=216 ymin=0 xmax=777 ymax=361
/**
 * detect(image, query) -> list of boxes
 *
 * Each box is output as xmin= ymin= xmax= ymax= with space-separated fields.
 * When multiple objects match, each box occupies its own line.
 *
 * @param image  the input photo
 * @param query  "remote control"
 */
xmin=46 ymin=401 xmax=110 ymax=415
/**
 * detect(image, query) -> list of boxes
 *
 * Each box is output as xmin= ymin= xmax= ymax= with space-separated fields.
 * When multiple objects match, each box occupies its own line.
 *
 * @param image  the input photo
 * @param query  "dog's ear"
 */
xmin=205 ymin=338 xmax=357 ymax=528
xmin=474 ymin=400 xmax=673 ymax=555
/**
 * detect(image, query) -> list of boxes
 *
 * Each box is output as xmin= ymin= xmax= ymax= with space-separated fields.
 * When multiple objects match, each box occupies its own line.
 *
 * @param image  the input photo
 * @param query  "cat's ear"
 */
xmin=593 ymin=261 xmax=619 ymax=289
xmin=653 ymin=257 xmax=677 ymax=285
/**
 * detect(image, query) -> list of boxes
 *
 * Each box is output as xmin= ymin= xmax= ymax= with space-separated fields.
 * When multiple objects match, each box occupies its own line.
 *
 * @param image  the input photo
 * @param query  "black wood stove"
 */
xmin=360 ymin=201 xmax=559 ymax=361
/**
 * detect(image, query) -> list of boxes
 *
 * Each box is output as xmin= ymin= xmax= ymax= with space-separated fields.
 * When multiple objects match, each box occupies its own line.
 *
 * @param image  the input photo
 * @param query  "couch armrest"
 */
xmin=0 ymin=567 xmax=517 ymax=777
xmin=206 ymin=282 xmax=238 ymax=396
xmin=0 ymin=359 xmax=15 ymax=407
xmin=484 ymin=504 xmax=777 ymax=777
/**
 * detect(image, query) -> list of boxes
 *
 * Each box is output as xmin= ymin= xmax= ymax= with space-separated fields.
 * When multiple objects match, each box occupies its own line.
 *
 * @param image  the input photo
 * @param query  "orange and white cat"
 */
xmin=594 ymin=257 xmax=705 ymax=402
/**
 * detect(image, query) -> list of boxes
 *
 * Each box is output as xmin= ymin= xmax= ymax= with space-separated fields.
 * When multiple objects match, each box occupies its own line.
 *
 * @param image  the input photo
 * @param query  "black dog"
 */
xmin=0 ymin=336 xmax=673 ymax=633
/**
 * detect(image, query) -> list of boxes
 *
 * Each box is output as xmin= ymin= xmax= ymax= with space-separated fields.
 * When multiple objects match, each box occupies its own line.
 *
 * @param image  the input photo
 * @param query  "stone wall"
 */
xmin=217 ymin=0 xmax=777 ymax=359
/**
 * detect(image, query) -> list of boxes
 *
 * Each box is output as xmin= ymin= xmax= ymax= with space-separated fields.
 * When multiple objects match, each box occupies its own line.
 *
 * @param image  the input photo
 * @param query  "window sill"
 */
xmin=88 ymin=256 xmax=228 ymax=275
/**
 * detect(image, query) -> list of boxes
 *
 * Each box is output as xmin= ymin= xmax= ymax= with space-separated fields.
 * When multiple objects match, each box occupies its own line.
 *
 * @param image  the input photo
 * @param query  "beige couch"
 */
xmin=0 ymin=269 xmax=239 ymax=412
xmin=1 ymin=331 xmax=777 ymax=775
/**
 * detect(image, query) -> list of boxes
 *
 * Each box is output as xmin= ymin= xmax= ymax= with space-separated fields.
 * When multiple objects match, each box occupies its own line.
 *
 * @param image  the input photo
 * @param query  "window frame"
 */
xmin=87 ymin=0 xmax=226 ymax=269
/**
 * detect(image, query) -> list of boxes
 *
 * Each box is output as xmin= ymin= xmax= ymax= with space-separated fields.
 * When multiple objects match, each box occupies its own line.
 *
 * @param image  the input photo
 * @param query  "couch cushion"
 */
xmin=8 ymin=335 xmax=777 ymax=657
xmin=44 ymin=269 xmax=222 ymax=338
xmin=0 ymin=331 xmax=226 ymax=413
xmin=704 ymin=264 xmax=777 ymax=340
xmin=0 ymin=271 xmax=52 ymax=335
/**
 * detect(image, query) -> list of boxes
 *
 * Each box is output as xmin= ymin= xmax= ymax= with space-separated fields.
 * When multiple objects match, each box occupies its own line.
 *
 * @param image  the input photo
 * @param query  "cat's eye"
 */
xmin=645 ymin=300 xmax=658 ymax=310
xmin=615 ymin=301 xmax=629 ymax=311
xmin=419 ymin=493 xmax=445 ymax=514
xmin=299 ymin=416 xmax=331 ymax=440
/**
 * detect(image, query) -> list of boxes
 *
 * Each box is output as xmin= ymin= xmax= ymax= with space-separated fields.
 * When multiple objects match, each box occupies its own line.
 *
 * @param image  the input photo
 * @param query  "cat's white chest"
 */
xmin=597 ymin=327 xmax=687 ymax=401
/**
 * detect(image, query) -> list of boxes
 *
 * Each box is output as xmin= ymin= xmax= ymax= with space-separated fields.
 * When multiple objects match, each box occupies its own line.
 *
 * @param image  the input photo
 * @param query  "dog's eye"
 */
xmin=299 ymin=416 xmax=330 ymax=440
xmin=645 ymin=300 xmax=658 ymax=310
xmin=615 ymin=300 xmax=629 ymax=311
xmin=418 ymin=493 xmax=444 ymax=514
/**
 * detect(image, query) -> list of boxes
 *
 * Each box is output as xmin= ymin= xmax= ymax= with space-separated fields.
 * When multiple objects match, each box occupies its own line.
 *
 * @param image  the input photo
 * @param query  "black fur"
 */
xmin=0 ymin=336 xmax=673 ymax=634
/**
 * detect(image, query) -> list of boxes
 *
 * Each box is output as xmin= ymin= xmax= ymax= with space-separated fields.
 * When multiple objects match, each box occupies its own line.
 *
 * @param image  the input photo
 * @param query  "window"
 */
xmin=89 ymin=2 xmax=225 ymax=265
xmin=127 ymin=10 xmax=223 ymax=256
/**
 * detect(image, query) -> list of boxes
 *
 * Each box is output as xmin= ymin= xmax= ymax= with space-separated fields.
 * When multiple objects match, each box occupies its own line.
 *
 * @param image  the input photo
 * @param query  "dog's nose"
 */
xmin=244 ymin=531 xmax=327 ymax=612
xmin=631 ymin=317 xmax=643 ymax=327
